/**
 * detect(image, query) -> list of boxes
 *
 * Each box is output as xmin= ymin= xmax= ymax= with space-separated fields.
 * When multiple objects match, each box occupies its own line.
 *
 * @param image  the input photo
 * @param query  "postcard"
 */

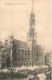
xmin=0 ymin=0 xmax=51 ymax=80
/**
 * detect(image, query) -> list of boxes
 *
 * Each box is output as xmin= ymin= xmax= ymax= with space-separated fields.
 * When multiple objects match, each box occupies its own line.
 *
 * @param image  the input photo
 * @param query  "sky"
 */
xmin=0 ymin=0 xmax=51 ymax=52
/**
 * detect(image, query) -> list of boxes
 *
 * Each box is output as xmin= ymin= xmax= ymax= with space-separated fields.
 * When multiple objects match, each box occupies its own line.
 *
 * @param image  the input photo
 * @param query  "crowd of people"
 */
xmin=0 ymin=66 xmax=51 ymax=80
xmin=0 ymin=70 xmax=28 ymax=79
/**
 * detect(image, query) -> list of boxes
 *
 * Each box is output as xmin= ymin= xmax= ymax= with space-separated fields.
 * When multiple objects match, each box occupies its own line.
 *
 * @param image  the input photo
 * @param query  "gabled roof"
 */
xmin=13 ymin=39 xmax=29 ymax=50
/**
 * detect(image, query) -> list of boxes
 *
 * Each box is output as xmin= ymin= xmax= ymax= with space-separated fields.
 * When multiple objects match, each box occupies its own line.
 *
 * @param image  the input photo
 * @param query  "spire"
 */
xmin=29 ymin=0 xmax=35 ymax=28
xmin=31 ymin=0 xmax=34 ymax=16
xmin=32 ymin=0 xmax=33 ymax=8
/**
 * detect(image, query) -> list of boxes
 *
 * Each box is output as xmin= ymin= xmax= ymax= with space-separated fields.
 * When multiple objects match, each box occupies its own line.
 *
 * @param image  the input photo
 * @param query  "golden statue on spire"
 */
xmin=32 ymin=0 xmax=33 ymax=4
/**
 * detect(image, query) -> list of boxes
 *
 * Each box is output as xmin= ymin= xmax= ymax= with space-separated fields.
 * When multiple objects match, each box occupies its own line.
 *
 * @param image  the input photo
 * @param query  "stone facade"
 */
xmin=0 ymin=36 xmax=45 ymax=68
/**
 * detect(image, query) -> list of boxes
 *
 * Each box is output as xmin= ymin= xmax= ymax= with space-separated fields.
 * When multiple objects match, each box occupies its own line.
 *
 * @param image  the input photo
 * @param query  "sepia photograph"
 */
xmin=0 ymin=0 xmax=52 ymax=80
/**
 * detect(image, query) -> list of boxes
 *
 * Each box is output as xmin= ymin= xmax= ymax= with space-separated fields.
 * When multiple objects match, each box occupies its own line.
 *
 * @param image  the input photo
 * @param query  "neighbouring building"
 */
xmin=45 ymin=52 xmax=51 ymax=66
xmin=45 ymin=50 xmax=52 ymax=67
xmin=36 ymin=45 xmax=45 ymax=66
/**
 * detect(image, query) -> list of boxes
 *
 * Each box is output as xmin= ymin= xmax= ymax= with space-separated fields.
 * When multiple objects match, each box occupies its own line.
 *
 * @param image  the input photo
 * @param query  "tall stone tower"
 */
xmin=27 ymin=0 xmax=37 ymax=66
